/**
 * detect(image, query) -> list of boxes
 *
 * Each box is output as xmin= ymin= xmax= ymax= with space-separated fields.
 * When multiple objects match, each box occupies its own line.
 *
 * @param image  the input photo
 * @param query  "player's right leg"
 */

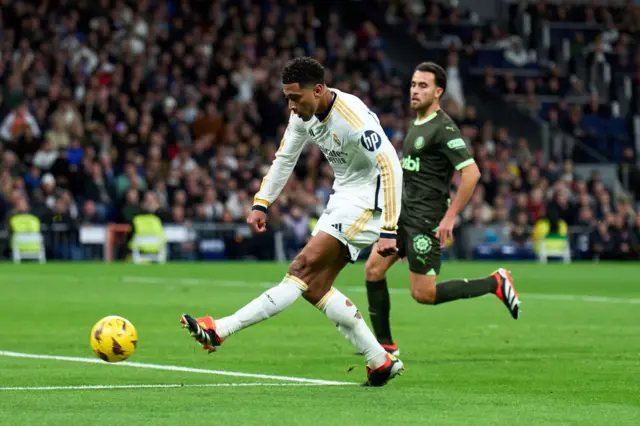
xmin=363 ymin=242 xmax=400 ymax=354
xmin=180 ymin=267 xmax=308 ymax=353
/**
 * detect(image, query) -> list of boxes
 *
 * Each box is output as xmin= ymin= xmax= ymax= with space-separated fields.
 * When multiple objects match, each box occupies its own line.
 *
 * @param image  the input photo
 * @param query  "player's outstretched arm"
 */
xmin=249 ymin=114 xmax=307 ymax=233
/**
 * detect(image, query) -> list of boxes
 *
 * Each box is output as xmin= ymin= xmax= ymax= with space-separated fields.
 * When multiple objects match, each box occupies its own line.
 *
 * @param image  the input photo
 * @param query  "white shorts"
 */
xmin=311 ymin=200 xmax=382 ymax=263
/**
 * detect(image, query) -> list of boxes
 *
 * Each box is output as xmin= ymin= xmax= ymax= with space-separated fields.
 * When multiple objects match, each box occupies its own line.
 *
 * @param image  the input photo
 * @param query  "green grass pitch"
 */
xmin=0 ymin=261 xmax=639 ymax=425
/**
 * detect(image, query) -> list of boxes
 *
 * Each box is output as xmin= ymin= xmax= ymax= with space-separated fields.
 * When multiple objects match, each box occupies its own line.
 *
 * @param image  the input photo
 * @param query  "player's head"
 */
xmin=410 ymin=62 xmax=447 ymax=112
xmin=282 ymin=57 xmax=326 ymax=121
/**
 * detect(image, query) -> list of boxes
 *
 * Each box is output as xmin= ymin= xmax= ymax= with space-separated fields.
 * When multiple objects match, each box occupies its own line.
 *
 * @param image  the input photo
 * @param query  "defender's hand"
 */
xmin=377 ymin=237 xmax=398 ymax=257
xmin=247 ymin=210 xmax=267 ymax=233
xmin=436 ymin=215 xmax=455 ymax=248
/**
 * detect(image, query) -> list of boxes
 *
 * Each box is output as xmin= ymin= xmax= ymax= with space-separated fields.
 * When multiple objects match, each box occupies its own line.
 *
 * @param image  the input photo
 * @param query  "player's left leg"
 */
xmin=407 ymin=230 xmax=521 ymax=318
xmin=288 ymin=232 xmax=403 ymax=386
xmin=409 ymin=269 xmax=520 ymax=318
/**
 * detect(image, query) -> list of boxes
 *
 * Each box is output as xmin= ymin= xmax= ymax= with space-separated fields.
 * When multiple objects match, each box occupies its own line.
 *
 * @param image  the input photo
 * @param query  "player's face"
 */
xmin=410 ymin=71 xmax=442 ymax=111
xmin=283 ymin=83 xmax=322 ymax=121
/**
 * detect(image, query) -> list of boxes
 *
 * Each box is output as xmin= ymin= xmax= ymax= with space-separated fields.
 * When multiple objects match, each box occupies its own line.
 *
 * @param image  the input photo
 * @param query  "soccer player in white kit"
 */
xmin=181 ymin=57 xmax=404 ymax=386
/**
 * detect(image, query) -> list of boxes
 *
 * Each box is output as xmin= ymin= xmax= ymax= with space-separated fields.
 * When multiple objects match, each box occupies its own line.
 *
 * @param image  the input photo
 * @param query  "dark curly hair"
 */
xmin=282 ymin=57 xmax=325 ymax=87
xmin=415 ymin=61 xmax=447 ymax=94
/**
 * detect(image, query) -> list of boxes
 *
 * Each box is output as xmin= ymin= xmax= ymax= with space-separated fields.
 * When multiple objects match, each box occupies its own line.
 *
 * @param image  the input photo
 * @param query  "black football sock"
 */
xmin=434 ymin=276 xmax=498 ymax=305
xmin=365 ymin=279 xmax=394 ymax=345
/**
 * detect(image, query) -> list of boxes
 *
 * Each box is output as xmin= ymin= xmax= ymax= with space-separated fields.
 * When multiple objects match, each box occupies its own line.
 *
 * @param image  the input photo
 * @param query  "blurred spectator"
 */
xmin=0 ymin=103 xmax=41 ymax=142
xmin=590 ymin=221 xmax=616 ymax=260
xmin=79 ymin=200 xmax=106 ymax=225
xmin=503 ymin=38 xmax=532 ymax=67
xmin=283 ymin=205 xmax=310 ymax=258
xmin=442 ymin=51 xmax=465 ymax=110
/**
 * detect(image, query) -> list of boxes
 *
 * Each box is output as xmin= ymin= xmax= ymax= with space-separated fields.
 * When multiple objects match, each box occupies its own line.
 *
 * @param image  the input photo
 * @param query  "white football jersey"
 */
xmin=253 ymin=88 xmax=403 ymax=237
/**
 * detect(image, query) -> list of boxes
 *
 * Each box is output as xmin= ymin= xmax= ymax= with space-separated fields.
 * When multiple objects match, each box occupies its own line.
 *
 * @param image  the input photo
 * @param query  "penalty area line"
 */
xmin=0 ymin=351 xmax=357 ymax=386
xmin=0 ymin=383 xmax=340 ymax=391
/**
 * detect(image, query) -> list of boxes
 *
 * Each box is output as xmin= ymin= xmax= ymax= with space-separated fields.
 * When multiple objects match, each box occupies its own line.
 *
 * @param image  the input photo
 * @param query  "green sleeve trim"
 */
xmin=455 ymin=158 xmax=475 ymax=171
xmin=446 ymin=138 xmax=467 ymax=149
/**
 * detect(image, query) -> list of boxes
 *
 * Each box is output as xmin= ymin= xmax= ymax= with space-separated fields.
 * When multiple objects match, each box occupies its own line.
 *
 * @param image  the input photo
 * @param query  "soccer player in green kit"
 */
xmin=362 ymin=62 xmax=521 ymax=356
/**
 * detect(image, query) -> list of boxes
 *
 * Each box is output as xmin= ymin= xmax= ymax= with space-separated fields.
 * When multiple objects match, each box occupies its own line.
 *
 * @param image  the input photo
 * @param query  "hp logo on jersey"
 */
xmin=360 ymin=130 xmax=382 ymax=152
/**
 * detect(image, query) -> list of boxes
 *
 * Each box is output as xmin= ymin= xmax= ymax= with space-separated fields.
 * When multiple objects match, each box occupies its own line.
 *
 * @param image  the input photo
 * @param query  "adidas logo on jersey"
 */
xmin=402 ymin=155 xmax=420 ymax=172
xmin=332 ymin=223 xmax=343 ymax=233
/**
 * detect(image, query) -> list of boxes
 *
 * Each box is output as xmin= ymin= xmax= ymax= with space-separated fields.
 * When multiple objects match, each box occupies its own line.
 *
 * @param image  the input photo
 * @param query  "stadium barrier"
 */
xmin=0 ymin=223 xmax=284 ymax=262
xmin=0 ymin=222 xmax=609 ymax=263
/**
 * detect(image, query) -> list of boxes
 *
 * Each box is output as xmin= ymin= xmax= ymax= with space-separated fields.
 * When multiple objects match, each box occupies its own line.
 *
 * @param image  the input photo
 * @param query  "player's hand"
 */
xmin=377 ymin=237 xmax=398 ymax=257
xmin=436 ymin=215 xmax=455 ymax=248
xmin=247 ymin=209 xmax=267 ymax=233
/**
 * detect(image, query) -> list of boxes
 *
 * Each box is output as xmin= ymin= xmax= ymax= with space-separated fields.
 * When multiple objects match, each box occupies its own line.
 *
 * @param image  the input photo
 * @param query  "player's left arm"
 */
xmin=436 ymin=124 xmax=480 ymax=245
xmin=353 ymin=120 xmax=403 ymax=255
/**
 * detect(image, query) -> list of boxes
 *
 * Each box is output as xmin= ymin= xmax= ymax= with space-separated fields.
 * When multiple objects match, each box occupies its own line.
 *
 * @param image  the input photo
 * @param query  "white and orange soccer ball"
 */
xmin=90 ymin=316 xmax=138 ymax=363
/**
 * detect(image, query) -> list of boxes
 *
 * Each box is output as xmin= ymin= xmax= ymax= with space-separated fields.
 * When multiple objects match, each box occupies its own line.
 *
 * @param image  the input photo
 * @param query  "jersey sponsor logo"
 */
xmin=413 ymin=234 xmax=432 ymax=255
xmin=401 ymin=155 xmax=420 ymax=172
xmin=331 ymin=223 xmax=343 ymax=233
xmin=309 ymin=128 xmax=315 ymax=137
xmin=445 ymin=125 xmax=456 ymax=132
xmin=360 ymin=130 xmax=382 ymax=152
xmin=319 ymin=145 xmax=347 ymax=164
xmin=446 ymin=138 xmax=467 ymax=150
xmin=414 ymin=136 xmax=425 ymax=149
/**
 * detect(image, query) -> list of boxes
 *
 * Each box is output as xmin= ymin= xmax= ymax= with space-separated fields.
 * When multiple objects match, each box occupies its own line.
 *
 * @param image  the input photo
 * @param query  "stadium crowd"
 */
xmin=0 ymin=0 xmax=638 ymax=261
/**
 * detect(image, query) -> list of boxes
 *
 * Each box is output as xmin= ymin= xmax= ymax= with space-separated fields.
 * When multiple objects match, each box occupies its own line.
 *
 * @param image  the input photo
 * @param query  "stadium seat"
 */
xmin=129 ymin=214 xmax=167 ymax=264
xmin=537 ymin=234 xmax=571 ymax=264
xmin=9 ymin=214 xmax=46 ymax=264
xmin=606 ymin=117 xmax=629 ymax=161
xmin=532 ymin=219 xmax=570 ymax=263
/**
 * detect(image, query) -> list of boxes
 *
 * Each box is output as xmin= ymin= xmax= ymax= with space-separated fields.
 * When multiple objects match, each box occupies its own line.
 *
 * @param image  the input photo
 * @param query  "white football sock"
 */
xmin=318 ymin=288 xmax=388 ymax=369
xmin=215 ymin=274 xmax=306 ymax=339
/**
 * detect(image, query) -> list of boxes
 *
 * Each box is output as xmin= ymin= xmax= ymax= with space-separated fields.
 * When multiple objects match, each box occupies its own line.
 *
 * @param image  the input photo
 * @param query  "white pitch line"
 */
xmin=0 ymin=351 xmax=356 ymax=386
xmin=521 ymin=293 xmax=640 ymax=304
xmin=0 ymin=383 xmax=337 ymax=391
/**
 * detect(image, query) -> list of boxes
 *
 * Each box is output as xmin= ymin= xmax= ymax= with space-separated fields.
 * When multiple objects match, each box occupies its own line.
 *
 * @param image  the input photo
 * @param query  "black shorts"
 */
xmin=397 ymin=225 xmax=442 ymax=275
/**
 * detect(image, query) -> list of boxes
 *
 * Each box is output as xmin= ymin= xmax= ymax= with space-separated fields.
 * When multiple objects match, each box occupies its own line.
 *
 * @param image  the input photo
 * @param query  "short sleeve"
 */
xmin=438 ymin=124 xmax=475 ymax=170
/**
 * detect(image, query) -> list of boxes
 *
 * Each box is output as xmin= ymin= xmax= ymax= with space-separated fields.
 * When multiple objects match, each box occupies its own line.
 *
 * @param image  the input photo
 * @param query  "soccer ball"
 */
xmin=90 ymin=316 xmax=138 ymax=363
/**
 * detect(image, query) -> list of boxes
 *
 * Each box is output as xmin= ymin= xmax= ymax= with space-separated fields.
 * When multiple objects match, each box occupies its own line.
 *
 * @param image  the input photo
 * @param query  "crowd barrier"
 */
xmin=0 ymin=222 xmax=629 ymax=263
xmin=0 ymin=223 xmax=281 ymax=262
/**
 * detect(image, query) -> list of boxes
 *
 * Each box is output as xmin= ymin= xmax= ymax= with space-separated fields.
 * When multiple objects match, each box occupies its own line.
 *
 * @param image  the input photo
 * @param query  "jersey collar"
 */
xmin=315 ymin=91 xmax=337 ymax=123
xmin=414 ymin=109 xmax=440 ymax=126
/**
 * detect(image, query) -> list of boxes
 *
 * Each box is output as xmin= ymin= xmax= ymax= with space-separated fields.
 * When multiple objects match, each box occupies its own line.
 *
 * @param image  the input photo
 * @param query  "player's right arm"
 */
xmin=248 ymin=113 xmax=307 ymax=232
